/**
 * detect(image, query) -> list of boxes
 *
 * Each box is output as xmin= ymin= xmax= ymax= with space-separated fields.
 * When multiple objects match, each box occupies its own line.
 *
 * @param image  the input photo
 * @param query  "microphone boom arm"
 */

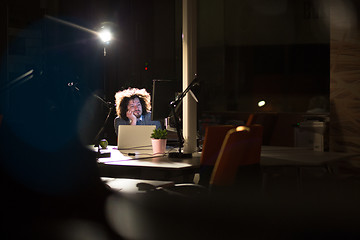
xmin=168 ymin=77 xmax=199 ymax=158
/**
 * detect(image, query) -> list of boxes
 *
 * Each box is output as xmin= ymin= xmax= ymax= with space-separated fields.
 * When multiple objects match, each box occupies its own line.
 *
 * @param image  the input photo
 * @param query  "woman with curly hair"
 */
xmin=114 ymin=88 xmax=161 ymax=135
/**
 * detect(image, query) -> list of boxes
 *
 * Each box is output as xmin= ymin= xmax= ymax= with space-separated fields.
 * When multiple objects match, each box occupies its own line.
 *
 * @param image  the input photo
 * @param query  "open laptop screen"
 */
xmin=117 ymin=125 xmax=156 ymax=149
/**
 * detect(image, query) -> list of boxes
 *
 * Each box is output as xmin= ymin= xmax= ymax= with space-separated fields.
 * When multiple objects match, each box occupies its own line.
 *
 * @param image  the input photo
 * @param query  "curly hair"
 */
xmin=115 ymin=88 xmax=152 ymax=120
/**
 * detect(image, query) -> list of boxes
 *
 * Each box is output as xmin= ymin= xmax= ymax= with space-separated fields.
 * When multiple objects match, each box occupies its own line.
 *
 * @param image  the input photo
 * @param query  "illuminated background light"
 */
xmin=258 ymin=100 xmax=266 ymax=107
xmin=98 ymin=29 xmax=113 ymax=43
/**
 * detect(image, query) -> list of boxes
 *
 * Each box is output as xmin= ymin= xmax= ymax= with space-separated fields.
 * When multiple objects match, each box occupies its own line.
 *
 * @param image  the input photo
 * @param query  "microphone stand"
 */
xmin=168 ymin=77 xmax=199 ymax=158
xmin=67 ymin=82 xmax=113 ymax=158
xmin=93 ymin=93 xmax=113 ymax=158
xmin=66 ymin=82 xmax=113 ymax=158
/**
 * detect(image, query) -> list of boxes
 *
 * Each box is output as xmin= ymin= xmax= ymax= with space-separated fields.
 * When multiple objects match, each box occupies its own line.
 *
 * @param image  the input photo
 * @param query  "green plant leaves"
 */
xmin=150 ymin=129 xmax=167 ymax=139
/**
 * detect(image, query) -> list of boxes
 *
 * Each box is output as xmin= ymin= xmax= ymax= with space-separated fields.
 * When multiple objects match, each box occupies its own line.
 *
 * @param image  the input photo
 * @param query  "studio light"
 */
xmin=98 ymin=28 xmax=113 ymax=44
xmin=97 ymin=23 xmax=115 ymax=56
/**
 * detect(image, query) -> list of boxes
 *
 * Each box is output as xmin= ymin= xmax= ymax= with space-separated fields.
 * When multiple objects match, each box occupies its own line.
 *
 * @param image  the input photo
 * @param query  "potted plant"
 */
xmin=150 ymin=129 xmax=167 ymax=154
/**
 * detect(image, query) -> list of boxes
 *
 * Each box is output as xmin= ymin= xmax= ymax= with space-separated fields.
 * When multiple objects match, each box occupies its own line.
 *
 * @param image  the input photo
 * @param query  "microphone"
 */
xmin=67 ymin=82 xmax=114 ymax=109
xmin=67 ymin=82 xmax=80 ymax=91
xmin=92 ymin=93 xmax=114 ymax=109
xmin=171 ymin=75 xmax=200 ymax=106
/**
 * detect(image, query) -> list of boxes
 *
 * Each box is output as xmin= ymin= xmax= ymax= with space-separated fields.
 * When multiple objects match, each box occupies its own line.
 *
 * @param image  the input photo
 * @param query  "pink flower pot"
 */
xmin=151 ymin=139 xmax=167 ymax=154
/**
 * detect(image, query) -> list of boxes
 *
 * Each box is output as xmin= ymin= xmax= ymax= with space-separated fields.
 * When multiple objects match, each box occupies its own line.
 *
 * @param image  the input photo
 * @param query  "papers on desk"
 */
xmin=97 ymin=148 xmax=132 ymax=162
xmin=90 ymin=145 xmax=157 ymax=161
xmin=95 ymin=145 xmax=194 ymax=168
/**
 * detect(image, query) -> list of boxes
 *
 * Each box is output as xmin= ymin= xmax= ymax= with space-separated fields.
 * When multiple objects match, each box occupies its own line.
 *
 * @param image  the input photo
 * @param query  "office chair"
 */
xmin=160 ymin=125 xmax=263 ymax=197
xmin=210 ymin=125 xmax=263 ymax=190
xmin=198 ymin=125 xmax=235 ymax=186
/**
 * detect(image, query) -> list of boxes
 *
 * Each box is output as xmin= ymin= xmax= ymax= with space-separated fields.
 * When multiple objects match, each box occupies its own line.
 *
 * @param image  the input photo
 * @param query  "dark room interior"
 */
xmin=1 ymin=0 xmax=360 ymax=239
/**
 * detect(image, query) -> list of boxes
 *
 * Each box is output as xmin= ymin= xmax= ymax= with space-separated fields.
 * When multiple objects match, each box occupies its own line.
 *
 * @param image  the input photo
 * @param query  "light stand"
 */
xmin=168 ymin=77 xmax=199 ymax=158
xmin=94 ymin=25 xmax=113 ymax=158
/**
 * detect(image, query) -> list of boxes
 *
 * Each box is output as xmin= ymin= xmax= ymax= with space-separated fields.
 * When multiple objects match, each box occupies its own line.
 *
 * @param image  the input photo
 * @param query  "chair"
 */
xmin=160 ymin=125 xmax=263 ymax=197
xmin=210 ymin=125 xmax=263 ymax=190
xmin=198 ymin=125 xmax=235 ymax=185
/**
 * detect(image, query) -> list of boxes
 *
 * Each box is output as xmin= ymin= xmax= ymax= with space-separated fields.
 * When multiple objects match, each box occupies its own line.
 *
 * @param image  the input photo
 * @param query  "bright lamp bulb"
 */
xmin=99 ymin=29 xmax=112 ymax=43
xmin=258 ymin=100 xmax=266 ymax=107
xmin=236 ymin=126 xmax=250 ymax=132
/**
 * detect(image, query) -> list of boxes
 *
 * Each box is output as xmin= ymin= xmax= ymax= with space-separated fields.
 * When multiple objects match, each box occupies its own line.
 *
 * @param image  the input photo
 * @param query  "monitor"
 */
xmin=151 ymin=79 xmax=176 ymax=121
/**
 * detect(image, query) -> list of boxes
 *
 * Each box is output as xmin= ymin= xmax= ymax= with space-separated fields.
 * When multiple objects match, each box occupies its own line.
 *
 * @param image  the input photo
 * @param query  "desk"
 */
xmin=260 ymin=146 xmax=359 ymax=191
xmin=96 ymin=146 xmax=200 ymax=183
xmin=260 ymin=146 xmax=358 ymax=167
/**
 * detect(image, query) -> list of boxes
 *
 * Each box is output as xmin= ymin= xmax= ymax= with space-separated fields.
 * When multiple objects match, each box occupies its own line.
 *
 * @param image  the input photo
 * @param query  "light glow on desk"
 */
xmin=105 ymin=160 xmax=191 ymax=168
xmin=96 ymin=146 xmax=193 ymax=168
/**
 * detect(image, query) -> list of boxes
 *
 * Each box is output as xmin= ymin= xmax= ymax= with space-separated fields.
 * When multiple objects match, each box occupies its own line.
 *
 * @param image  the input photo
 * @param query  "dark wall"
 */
xmin=197 ymin=0 xmax=330 ymax=113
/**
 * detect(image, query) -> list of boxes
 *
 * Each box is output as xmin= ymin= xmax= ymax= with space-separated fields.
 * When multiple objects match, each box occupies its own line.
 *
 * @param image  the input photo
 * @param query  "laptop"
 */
xmin=117 ymin=125 xmax=156 ymax=150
